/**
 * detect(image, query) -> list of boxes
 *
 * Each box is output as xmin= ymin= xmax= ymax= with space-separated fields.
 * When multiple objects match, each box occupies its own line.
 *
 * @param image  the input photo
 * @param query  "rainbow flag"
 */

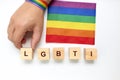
xmin=46 ymin=1 xmax=96 ymax=45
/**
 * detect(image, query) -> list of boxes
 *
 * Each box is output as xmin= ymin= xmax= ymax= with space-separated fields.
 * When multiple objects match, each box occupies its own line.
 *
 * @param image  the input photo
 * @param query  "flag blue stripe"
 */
xmin=48 ymin=6 xmax=96 ymax=16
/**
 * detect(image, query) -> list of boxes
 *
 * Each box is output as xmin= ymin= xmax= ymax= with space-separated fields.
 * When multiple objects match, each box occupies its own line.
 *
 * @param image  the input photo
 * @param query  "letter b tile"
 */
xmin=53 ymin=48 xmax=64 ymax=61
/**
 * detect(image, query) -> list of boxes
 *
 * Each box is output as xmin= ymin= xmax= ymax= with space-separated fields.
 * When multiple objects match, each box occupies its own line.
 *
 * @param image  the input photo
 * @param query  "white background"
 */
xmin=0 ymin=0 xmax=120 ymax=80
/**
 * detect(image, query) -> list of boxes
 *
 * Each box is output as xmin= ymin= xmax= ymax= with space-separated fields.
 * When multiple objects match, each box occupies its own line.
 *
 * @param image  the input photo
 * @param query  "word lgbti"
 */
xmin=20 ymin=47 xmax=97 ymax=61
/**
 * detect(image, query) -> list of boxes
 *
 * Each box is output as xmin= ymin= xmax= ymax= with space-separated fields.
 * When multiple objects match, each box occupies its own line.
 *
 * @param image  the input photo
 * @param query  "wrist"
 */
xmin=26 ymin=0 xmax=49 ymax=10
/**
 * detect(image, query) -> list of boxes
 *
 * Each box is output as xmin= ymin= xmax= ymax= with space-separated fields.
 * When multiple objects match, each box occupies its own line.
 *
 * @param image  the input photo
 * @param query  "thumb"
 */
xmin=31 ymin=27 xmax=42 ymax=50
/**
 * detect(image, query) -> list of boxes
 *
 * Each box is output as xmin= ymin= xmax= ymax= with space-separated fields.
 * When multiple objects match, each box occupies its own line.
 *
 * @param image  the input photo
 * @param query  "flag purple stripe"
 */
xmin=50 ymin=1 xmax=96 ymax=9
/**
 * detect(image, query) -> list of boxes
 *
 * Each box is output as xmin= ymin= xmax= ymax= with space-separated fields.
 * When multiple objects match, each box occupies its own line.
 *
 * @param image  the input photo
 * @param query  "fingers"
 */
xmin=7 ymin=20 xmax=15 ymax=42
xmin=8 ymin=20 xmax=26 ymax=49
xmin=8 ymin=23 xmax=43 ymax=49
xmin=13 ymin=27 xmax=26 ymax=49
xmin=31 ymin=26 xmax=43 ymax=50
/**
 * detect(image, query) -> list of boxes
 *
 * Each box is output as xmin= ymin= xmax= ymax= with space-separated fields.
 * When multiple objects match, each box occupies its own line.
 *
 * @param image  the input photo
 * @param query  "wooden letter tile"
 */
xmin=69 ymin=47 xmax=81 ymax=60
xmin=20 ymin=48 xmax=33 ymax=60
xmin=38 ymin=48 xmax=50 ymax=61
xmin=53 ymin=48 xmax=64 ymax=61
xmin=84 ymin=48 xmax=97 ymax=60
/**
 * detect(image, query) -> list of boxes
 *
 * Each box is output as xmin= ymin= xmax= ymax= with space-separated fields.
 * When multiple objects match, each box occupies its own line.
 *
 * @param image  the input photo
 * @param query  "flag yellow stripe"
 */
xmin=47 ymin=21 xmax=95 ymax=31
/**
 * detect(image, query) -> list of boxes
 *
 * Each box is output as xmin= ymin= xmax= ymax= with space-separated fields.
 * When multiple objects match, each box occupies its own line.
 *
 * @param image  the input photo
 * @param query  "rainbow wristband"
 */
xmin=26 ymin=0 xmax=48 ymax=10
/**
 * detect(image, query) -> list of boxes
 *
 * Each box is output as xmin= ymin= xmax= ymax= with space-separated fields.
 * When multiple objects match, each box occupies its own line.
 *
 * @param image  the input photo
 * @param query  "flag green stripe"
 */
xmin=48 ymin=14 xmax=95 ymax=23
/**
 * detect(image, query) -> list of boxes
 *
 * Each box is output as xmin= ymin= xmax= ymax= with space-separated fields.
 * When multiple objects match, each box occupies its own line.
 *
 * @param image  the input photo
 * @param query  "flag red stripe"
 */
xmin=46 ymin=35 xmax=95 ymax=45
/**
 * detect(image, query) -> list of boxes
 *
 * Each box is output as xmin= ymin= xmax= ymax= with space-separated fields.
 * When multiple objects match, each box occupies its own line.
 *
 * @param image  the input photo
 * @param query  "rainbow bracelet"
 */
xmin=26 ymin=0 xmax=48 ymax=10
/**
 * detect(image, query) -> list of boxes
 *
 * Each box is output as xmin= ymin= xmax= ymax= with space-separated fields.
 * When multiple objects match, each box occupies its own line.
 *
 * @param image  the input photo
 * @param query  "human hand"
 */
xmin=7 ymin=2 xmax=44 ymax=50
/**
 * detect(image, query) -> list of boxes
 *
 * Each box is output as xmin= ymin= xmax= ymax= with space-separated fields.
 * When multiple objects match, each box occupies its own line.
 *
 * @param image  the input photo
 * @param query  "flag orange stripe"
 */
xmin=47 ymin=28 xmax=95 ymax=38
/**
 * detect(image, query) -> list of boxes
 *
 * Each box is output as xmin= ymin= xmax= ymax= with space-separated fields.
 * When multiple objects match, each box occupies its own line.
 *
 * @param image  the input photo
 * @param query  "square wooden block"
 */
xmin=20 ymin=48 xmax=33 ymax=60
xmin=69 ymin=47 xmax=81 ymax=60
xmin=53 ymin=48 xmax=64 ymax=61
xmin=84 ymin=48 xmax=97 ymax=60
xmin=37 ymin=48 xmax=50 ymax=61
